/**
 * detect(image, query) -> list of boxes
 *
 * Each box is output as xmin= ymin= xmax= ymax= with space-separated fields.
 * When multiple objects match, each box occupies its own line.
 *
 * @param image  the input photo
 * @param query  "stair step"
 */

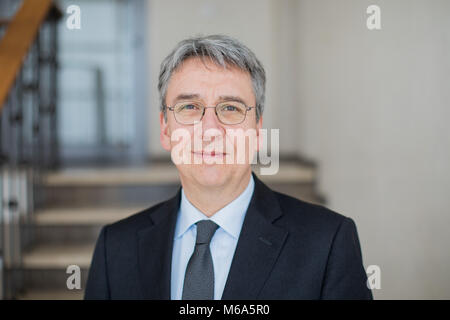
xmin=35 ymin=207 xmax=144 ymax=226
xmin=17 ymin=289 xmax=84 ymax=300
xmin=44 ymin=164 xmax=180 ymax=186
xmin=41 ymin=163 xmax=318 ymax=208
xmin=42 ymin=184 xmax=180 ymax=208
xmin=19 ymin=267 xmax=89 ymax=292
xmin=23 ymin=243 xmax=94 ymax=269
xmin=43 ymin=162 xmax=316 ymax=186
xmin=256 ymin=164 xmax=316 ymax=184
xmin=268 ymin=183 xmax=325 ymax=205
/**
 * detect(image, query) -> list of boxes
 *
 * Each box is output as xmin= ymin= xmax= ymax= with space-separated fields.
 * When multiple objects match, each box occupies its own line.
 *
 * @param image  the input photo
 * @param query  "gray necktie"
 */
xmin=182 ymin=220 xmax=219 ymax=300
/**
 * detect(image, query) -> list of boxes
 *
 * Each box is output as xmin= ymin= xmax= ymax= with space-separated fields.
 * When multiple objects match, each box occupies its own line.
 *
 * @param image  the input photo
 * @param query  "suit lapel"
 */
xmin=137 ymin=188 xmax=181 ymax=299
xmin=221 ymin=173 xmax=289 ymax=299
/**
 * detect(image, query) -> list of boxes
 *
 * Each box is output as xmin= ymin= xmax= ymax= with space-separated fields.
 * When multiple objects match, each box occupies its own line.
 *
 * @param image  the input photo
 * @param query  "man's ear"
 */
xmin=160 ymin=112 xmax=171 ymax=151
xmin=256 ymin=116 xmax=263 ymax=152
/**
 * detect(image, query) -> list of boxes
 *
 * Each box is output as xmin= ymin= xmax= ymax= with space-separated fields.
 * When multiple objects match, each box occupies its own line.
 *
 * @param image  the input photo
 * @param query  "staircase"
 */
xmin=17 ymin=161 xmax=324 ymax=299
xmin=0 ymin=0 xmax=63 ymax=300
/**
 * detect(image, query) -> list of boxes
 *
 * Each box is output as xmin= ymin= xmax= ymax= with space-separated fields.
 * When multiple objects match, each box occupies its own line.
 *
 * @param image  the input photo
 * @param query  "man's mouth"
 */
xmin=192 ymin=151 xmax=227 ymax=156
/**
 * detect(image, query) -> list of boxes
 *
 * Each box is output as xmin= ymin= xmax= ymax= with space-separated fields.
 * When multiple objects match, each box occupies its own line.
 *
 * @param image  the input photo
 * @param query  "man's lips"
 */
xmin=192 ymin=151 xmax=227 ymax=156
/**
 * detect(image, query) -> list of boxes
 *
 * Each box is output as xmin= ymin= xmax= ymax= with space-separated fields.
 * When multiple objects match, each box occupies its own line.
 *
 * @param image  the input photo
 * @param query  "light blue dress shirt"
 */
xmin=170 ymin=174 xmax=255 ymax=300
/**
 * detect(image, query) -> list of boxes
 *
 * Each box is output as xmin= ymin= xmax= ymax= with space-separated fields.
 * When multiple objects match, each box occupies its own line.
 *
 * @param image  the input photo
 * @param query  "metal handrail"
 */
xmin=0 ymin=0 xmax=62 ymax=299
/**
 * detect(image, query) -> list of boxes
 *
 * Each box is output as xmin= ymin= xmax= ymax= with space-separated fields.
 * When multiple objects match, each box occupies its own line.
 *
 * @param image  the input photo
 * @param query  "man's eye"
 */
xmin=223 ymin=105 xmax=238 ymax=111
xmin=182 ymin=104 xmax=198 ymax=110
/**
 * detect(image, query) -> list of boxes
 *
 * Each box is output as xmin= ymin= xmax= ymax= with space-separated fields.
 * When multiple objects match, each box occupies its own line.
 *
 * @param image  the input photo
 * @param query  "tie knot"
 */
xmin=195 ymin=220 xmax=218 ymax=245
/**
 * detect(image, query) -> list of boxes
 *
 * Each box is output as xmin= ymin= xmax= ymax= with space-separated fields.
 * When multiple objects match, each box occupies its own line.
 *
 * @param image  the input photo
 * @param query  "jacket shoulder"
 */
xmin=102 ymin=199 xmax=171 ymax=239
xmin=272 ymin=190 xmax=351 ymax=233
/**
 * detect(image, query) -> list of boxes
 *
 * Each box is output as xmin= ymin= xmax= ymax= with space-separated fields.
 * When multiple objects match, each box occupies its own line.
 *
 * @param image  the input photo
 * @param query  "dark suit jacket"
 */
xmin=84 ymin=172 xmax=373 ymax=299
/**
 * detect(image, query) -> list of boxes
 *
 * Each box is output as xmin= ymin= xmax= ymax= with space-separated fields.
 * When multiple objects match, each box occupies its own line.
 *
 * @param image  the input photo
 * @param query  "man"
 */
xmin=85 ymin=35 xmax=372 ymax=300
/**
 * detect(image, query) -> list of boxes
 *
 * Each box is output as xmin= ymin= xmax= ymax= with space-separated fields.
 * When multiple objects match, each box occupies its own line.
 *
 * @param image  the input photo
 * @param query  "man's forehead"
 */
xmin=172 ymin=56 xmax=250 ymax=78
xmin=166 ymin=57 xmax=254 ymax=102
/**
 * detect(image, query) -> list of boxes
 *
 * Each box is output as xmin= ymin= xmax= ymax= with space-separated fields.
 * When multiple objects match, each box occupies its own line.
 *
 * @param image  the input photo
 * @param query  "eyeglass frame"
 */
xmin=166 ymin=101 xmax=255 ymax=125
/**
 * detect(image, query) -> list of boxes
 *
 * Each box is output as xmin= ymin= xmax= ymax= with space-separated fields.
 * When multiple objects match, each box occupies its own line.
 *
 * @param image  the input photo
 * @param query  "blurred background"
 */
xmin=0 ymin=0 xmax=449 ymax=300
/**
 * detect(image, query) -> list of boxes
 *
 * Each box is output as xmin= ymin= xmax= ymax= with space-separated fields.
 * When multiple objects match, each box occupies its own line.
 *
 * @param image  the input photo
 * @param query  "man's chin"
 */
xmin=178 ymin=164 xmax=229 ymax=187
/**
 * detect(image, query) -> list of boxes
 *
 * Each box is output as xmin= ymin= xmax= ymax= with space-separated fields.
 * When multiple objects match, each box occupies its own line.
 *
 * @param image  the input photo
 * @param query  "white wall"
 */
xmin=145 ymin=0 xmax=450 ymax=299
xmin=296 ymin=0 xmax=450 ymax=299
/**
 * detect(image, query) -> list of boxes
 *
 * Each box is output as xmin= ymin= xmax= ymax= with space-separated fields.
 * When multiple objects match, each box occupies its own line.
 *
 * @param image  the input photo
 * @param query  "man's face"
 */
xmin=160 ymin=57 xmax=263 ymax=188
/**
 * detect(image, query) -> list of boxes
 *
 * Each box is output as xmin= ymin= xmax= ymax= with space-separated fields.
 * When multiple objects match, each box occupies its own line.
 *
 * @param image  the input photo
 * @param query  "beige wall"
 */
xmin=145 ymin=0 xmax=450 ymax=298
xmin=296 ymin=0 xmax=450 ymax=299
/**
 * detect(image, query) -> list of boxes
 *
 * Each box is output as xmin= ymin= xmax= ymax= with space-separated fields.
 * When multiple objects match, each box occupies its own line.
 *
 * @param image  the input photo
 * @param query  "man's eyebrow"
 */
xmin=217 ymin=95 xmax=248 ymax=105
xmin=173 ymin=93 xmax=200 ymax=101
xmin=172 ymin=94 xmax=249 ymax=106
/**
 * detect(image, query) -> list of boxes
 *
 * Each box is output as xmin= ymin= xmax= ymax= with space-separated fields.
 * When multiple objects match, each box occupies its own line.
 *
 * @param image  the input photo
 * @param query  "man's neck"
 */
xmin=180 ymin=170 xmax=252 ymax=217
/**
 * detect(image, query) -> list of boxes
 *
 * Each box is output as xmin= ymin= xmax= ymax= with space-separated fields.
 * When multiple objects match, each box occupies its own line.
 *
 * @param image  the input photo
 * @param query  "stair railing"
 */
xmin=0 ymin=0 xmax=62 ymax=299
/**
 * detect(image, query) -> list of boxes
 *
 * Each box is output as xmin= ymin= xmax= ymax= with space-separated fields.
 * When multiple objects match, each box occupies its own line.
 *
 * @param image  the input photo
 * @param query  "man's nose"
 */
xmin=199 ymin=107 xmax=225 ymax=145
xmin=201 ymin=107 xmax=222 ymax=130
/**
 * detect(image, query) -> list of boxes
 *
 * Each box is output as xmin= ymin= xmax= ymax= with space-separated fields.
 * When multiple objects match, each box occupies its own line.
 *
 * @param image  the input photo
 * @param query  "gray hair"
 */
xmin=158 ymin=34 xmax=266 ymax=122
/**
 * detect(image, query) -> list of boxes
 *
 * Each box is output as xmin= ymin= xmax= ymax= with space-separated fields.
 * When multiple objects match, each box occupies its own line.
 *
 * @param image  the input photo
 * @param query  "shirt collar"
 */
xmin=175 ymin=174 xmax=255 ymax=240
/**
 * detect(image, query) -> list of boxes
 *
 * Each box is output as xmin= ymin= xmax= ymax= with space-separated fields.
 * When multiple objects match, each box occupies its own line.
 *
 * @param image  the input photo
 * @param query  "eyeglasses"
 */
xmin=166 ymin=100 xmax=254 ymax=125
